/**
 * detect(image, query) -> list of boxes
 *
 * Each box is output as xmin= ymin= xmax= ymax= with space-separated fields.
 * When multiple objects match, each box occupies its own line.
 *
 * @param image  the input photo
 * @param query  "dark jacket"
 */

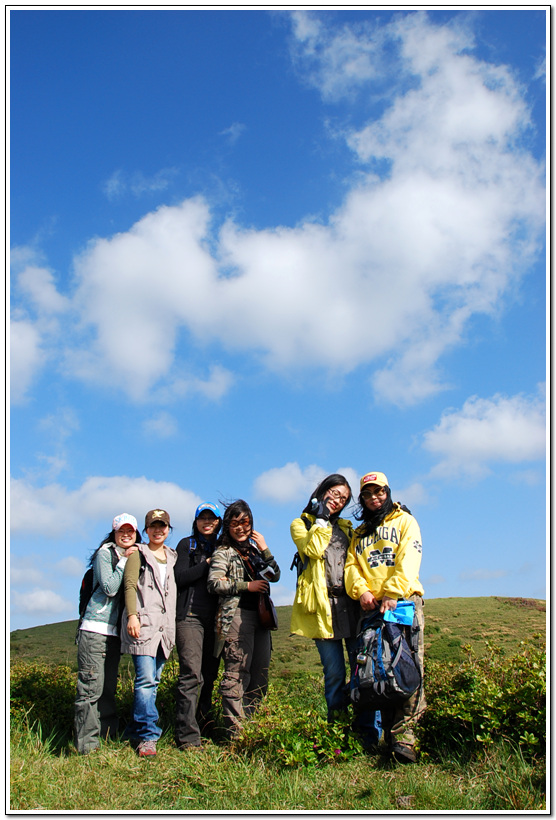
xmin=174 ymin=535 xmax=218 ymax=621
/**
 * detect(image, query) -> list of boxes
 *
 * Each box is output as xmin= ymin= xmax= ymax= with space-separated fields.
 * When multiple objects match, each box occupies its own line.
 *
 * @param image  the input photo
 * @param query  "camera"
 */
xmin=259 ymin=565 xmax=275 ymax=582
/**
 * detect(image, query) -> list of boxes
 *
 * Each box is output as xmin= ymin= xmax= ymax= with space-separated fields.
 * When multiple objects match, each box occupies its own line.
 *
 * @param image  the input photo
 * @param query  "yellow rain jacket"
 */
xmin=290 ymin=513 xmax=353 ymax=640
xmin=344 ymin=503 xmax=424 ymax=602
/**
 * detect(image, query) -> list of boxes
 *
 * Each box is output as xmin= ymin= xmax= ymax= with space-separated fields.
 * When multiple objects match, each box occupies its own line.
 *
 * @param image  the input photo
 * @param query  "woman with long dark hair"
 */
xmin=345 ymin=471 xmax=425 ymax=763
xmin=74 ymin=513 xmax=140 ymax=754
xmin=174 ymin=502 xmax=222 ymax=749
xmin=290 ymin=474 xmax=374 ymax=731
xmin=207 ymin=500 xmax=280 ymax=739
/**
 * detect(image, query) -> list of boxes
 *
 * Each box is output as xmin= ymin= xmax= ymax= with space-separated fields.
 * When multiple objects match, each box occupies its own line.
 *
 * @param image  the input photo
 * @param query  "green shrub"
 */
xmin=10 ymin=636 xmax=546 ymax=770
xmin=9 ymin=653 xmax=205 ymax=745
xmin=422 ymin=637 xmax=545 ymax=760
xmin=10 ymin=661 xmax=76 ymax=743
xmin=233 ymin=676 xmax=364 ymax=768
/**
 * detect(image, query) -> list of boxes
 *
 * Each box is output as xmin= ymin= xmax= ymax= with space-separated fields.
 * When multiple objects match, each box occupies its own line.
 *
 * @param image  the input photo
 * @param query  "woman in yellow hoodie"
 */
xmin=344 ymin=471 xmax=425 ymax=763
xmin=291 ymin=474 xmax=380 ymax=749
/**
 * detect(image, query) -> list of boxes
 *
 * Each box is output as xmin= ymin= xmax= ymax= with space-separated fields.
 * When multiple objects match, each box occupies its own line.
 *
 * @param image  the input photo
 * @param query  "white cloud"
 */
xmin=102 ymin=167 xmax=177 ymax=200
xmin=14 ymin=14 xmax=545 ymax=406
xmin=336 ymin=466 xmax=360 ymax=499
xmin=142 ymin=411 xmax=178 ymax=439
xmin=54 ymin=556 xmax=85 ymax=577
xmin=17 ymin=264 xmax=70 ymax=315
xmin=10 ymin=251 xmax=70 ymax=403
xmin=271 ymin=584 xmax=295 ymax=607
xmin=11 ymin=566 xmax=46 ymax=586
xmin=254 ymin=462 xmax=327 ymax=504
xmin=11 ymin=588 xmax=74 ymax=615
xmin=289 ymin=11 xmax=389 ymax=100
xmin=170 ymin=366 xmax=235 ymax=402
xmin=38 ymin=407 xmax=80 ymax=440
xmin=67 ymin=198 xmax=218 ymax=398
xmin=103 ymin=169 xmax=125 ymax=199
xmin=423 ymin=389 xmax=546 ymax=479
xmin=390 ymin=482 xmax=429 ymax=509
xmin=10 ymin=475 xmax=202 ymax=537
xmin=10 ymin=318 xmax=44 ymax=403
xmin=254 ymin=462 xmax=359 ymax=504
xmin=220 ymin=122 xmax=246 ymax=144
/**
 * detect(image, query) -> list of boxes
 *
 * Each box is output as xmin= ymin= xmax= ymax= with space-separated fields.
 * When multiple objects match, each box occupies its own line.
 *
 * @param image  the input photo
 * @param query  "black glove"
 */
xmin=310 ymin=498 xmax=331 ymax=520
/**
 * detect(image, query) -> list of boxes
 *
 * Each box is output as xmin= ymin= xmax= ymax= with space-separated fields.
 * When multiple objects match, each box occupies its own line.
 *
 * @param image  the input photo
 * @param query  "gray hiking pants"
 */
xmin=175 ymin=613 xmax=221 ymax=747
xmin=74 ymin=630 xmax=121 ymax=754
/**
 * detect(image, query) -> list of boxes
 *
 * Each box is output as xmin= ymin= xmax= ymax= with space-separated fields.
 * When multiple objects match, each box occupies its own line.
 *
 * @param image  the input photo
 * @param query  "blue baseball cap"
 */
xmin=195 ymin=502 xmax=221 ymax=519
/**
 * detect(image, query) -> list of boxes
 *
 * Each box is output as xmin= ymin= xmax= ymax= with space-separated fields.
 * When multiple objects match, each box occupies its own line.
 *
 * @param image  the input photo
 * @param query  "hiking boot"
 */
xmin=137 ymin=740 xmax=157 ymax=757
xmin=391 ymin=742 xmax=417 ymax=764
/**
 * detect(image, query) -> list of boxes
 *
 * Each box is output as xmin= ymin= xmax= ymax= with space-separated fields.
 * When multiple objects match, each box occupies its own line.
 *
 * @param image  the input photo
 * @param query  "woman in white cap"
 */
xmin=74 ymin=513 xmax=140 ymax=754
xmin=345 ymin=471 xmax=425 ymax=764
xmin=174 ymin=502 xmax=222 ymax=750
xmin=121 ymin=509 xmax=178 ymax=758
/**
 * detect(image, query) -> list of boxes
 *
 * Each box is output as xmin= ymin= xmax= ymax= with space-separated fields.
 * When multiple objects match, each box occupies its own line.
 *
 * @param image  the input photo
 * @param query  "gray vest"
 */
xmin=120 ymin=542 xmax=177 ymax=658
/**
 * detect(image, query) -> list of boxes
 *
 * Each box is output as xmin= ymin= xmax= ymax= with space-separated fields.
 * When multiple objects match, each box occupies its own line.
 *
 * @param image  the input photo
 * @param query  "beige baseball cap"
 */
xmin=360 ymin=471 xmax=389 ymax=490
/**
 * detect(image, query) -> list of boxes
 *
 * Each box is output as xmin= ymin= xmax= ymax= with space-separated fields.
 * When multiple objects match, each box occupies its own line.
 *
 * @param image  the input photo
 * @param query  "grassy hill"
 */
xmin=10 ymin=595 xmax=546 ymax=812
xmin=11 ymin=596 xmax=546 ymax=671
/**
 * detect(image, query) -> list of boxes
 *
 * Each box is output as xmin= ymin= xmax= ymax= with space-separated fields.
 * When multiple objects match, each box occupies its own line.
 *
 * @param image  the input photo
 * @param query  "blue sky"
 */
xmin=9 ymin=8 xmax=547 ymax=631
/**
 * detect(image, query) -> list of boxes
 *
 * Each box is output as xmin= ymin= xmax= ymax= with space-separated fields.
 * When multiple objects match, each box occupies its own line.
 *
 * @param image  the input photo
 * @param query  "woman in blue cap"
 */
xmin=173 ymin=502 xmax=222 ymax=749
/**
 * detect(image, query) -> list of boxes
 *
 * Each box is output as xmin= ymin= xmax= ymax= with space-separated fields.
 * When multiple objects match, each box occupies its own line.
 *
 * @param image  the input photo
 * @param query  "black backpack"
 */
xmin=349 ymin=609 xmax=421 ymax=706
xmin=78 ymin=547 xmax=119 ymax=620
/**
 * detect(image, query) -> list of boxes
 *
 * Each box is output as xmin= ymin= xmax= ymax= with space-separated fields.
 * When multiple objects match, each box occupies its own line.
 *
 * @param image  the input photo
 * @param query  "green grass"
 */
xmin=10 ymin=596 xmax=546 ymax=811
xmin=10 ymin=712 xmax=545 ymax=811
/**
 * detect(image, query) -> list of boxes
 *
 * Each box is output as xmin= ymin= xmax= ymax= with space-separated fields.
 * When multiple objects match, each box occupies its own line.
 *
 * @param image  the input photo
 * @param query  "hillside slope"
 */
xmin=11 ymin=596 xmax=545 ymax=671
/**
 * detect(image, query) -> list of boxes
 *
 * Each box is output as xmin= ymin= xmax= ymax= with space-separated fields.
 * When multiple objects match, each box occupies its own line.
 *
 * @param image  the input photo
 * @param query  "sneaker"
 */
xmin=391 ymin=742 xmax=417 ymax=764
xmin=137 ymin=740 xmax=157 ymax=757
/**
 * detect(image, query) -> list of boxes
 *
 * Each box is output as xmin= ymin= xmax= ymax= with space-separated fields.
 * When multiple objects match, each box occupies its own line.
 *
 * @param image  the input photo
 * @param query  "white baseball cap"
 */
xmin=112 ymin=513 xmax=138 ymax=531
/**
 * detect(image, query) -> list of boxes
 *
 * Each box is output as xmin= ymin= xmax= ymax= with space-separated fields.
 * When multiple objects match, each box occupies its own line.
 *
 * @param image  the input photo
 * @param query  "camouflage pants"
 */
xmin=381 ymin=595 xmax=426 ymax=749
xmin=220 ymin=608 xmax=271 ymax=737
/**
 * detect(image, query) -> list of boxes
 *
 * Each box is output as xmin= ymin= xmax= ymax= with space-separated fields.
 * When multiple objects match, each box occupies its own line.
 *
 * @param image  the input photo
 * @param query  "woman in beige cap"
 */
xmin=345 ymin=472 xmax=425 ymax=764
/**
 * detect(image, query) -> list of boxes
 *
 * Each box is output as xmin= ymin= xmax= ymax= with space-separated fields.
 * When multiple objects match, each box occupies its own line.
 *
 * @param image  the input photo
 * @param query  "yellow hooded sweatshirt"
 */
xmin=290 ymin=513 xmax=353 ymax=640
xmin=344 ymin=503 xmax=424 ymax=602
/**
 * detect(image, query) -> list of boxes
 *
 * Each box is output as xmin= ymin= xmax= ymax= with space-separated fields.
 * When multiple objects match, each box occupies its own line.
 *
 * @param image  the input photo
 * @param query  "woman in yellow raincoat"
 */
xmin=290 ymin=474 xmax=379 ymax=749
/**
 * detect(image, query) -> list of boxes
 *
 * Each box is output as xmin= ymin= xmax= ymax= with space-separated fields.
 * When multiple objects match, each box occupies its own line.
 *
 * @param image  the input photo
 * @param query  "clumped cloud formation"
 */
xmin=10 ymin=475 xmax=203 ymax=618
xmin=423 ymin=389 xmax=546 ymax=478
xmin=11 ymin=251 xmax=70 ymax=403
xmin=254 ymin=462 xmax=360 ymax=505
xmin=11 ymin=588 xmax=73 ymax=616
xmin=11 ymin=13 xmax=544 ymax=408
xmin=102 ymin=167 xmax=178 ymax=200
xmin=11 ymin=474 xmax=202 ymax=537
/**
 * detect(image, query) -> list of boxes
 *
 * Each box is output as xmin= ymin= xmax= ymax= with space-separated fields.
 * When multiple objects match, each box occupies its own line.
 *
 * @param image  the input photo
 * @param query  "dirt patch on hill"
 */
xmin=495 ymin=596 xmax=546 ymax=612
